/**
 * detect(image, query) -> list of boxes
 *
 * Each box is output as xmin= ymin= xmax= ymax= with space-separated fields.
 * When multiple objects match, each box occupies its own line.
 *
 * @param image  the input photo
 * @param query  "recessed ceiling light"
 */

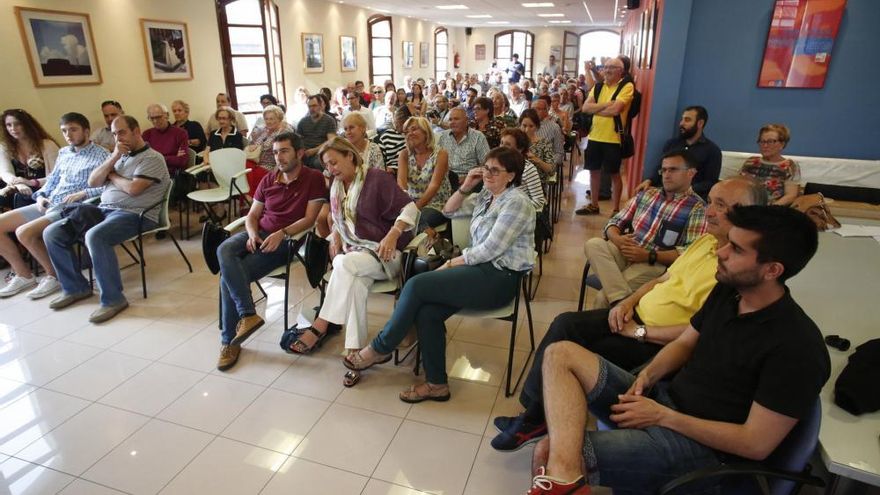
xmin=436 ymin=4 xmax=468 ymax=9
xmin=549 ymin=20 xmax=571 ymax=23
xmin=538 ymin=13 xmax=564 ymax=17
xmin=522 ymin=2 xmax=554 ymax=7
xmin=466 ymin=14 xmax=492 ymax=18
xmin=487 ymin=21 xmax=510 ymax=24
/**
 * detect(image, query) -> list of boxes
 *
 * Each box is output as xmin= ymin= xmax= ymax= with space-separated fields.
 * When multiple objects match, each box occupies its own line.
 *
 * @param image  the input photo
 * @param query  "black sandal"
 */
xmin=289 ymin=326 xmax=328 ymax=354
xmin=343 ymin=370 xmax=361 ymax=387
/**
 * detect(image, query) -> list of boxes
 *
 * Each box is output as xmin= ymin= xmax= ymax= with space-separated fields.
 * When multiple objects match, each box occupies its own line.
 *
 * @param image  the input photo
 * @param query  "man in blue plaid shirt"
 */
xmin=0 ymin=112 xmax=108 ymax=299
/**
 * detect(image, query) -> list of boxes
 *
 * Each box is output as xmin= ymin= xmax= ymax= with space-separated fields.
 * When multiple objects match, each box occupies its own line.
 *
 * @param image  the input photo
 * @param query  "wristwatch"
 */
xmin=634 ymin=325 xmax=647 ymax=343
xmin=647 ymin=248 xmax=657 ymax=266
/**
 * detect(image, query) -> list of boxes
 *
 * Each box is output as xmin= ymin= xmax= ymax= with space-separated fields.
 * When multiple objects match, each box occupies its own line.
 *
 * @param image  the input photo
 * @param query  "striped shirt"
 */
xmin=436 ymin=128 xmax=490 ymax=176
xmin=605 ymin=187 xmax=706 ymax=253
xmin=536 ymin=118 xmax=564 ymax=165
xmin=457 ymin=186 xmax=535 ymax=272
xmin=379 ymin=130 xmax=406 ymax=169
xmin=34 ymin=142 xmax=109 ymax=205
xmin=519 ymin=161 xmax=545 ymax=211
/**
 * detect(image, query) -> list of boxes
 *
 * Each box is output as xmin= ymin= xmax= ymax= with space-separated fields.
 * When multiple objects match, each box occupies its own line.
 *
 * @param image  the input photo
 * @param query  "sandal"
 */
xmin=399 ymin=382 xmax=451 ymax=403
xmin=343 ymin=370 xmax=361 ymax=387
xmin=343 ymin=348 xmax=392 ymax=371
xmin=289 ymin=326 xmax=329 ymax=354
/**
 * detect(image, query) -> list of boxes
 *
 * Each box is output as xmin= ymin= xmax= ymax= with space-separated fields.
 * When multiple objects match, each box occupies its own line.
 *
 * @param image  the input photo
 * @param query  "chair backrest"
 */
xmin=186 ymin=147 xmax=197 ymax=167
xmin=155 ymin=180 xmax=174 ymax=231
xmin=208 ymin=148 xmax=249 ymax=196
xmin=763 ymin=399 xmax=822 ymax=495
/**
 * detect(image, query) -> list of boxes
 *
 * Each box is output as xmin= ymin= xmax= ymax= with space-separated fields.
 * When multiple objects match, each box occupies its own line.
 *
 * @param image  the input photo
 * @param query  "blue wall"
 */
xmin=645 ymin=0 xmax=879 ymax=177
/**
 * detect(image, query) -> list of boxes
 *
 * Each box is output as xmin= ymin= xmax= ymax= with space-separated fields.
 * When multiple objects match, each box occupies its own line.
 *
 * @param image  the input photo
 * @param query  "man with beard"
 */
xmin=297 ymin=95 xmax=339 ymax=170
xmin=524 ymin=205 xmax=829 ymax=495
xmin=638 ymin=106 xmax=721 ymax=200
xmin=215 ymin=132 xmax=327 ymax=371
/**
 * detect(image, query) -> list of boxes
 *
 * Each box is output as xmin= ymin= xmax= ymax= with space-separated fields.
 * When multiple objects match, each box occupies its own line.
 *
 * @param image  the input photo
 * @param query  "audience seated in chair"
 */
xmin=42 ymin=115 xmax=170 ymax=324
xmin=584 ymin=149 xmax=707 ymax=309
xmin=436 ymin=108 xmax=490 ymax=189
xmin=344 ymin=147 xmax=535 ymax=403
xmin=740 ymin=123 xmax=801 ymax=206
xmin=142 ymin=103 xmax=189 ymax=175
xmin=396 ymin=117 xmax=451 ymax=232
xmin=0 ymin=112 xmax=108 ymax=299
xmin=524 ymin=205 xmax=829 ymax=495
xmin=205 ymin=92 xmax=248 ymax=138
xmin=491 ymin=177 xmax=768 ymax=452
xmin=0 ymin=108 xmax=59 ymax=211
xmin=171 ymin=100 xmax=207 ymax=155
xmin=92 ymin=100 xmax=123 ymax=152
xmin=215 ymin=132 xmax=328 ymax=372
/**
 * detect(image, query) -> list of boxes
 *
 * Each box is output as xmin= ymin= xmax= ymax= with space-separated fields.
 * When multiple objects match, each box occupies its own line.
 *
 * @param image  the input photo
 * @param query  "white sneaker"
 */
xmin=0 ymin=275 xmax=37 ymax=298
xmin=27 ymin=276 xmax=61 ymax=300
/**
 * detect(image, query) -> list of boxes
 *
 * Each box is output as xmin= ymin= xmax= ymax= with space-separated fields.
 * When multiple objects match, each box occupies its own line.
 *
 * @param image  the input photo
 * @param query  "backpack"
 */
xmin=591 ymin=79 xmax=641 ymax=158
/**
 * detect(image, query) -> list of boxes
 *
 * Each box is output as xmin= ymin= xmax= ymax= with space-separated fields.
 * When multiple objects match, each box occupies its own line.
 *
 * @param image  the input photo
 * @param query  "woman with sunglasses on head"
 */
xmin=740 ymin=123 xmax=800 ymax=206
xmin=0 ymin=109 xmax=59 ymax=210
xmin=344 ymin=146 xmax=535 ymax=402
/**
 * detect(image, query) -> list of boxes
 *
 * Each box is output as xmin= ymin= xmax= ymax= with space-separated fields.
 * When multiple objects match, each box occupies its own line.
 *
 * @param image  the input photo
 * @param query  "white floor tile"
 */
xmin=98 ymin=362 xmax=205 ymax=416
xmin=17 ymin=309 xmax=91 ymax=339
xmin=335 ymin=365 xmax=415 ymax=418
xmin=271 ymin=353 xmax=345 ymax=402
xmin=0 ymin=457 xmax=75 ymax=495
xmin=292 ymin=403 xmax=402 ymax=476
xmin=210 ymin=337 xmax=294 ymax=386
xmin=445 ymin=340 xmax=527 ymax=388
xmin=373 ymin=420 xmax=481 ymax=495
xmin=157 ymin=374 xmax=263 ymax=434
xmin=43 ymin=350 xmax=151 ymax=401
xmin=361 ymin=479 xmax=433 ymax=495
xmin=16 ymin=403 xmax=148 ymax=475
xmin=158 ymin=327 xmax=220 ymax=373
xmin=260 ymin=456 xmax=367 ymax=495
xmin=221 ymin=388 xmax=329 ymax=454
xmin=463 ymin=436 xmax=534 ymax=495
xmin=83 ymin=419 xmax=213 ymax=495
xmin=57 ymin=479 xmax=127 ymax=494
xmin=0 ymin=340 xmax=101 ymax=386
xmin=0 ymin=327 xmax=55 ymax=365
xmin=111 ymin=320 xmax=201 ymax=360
xmin=63 ymin=315 xmax=154 ymax=349
xmin=0 ymin=388 xmax=90 ymax=456
xmin=0 ymin=377 xmax=35 ymax=411
xmin=158 ymin=437 xmax=286 ymax=495
xmin=405 ymin=379 xmax=497 ymax=435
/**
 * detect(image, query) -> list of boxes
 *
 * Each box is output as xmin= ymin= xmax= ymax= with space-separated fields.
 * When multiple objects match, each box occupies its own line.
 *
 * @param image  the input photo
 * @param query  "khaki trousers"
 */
xmin=584 ymin=237 xmax=666 ymax=308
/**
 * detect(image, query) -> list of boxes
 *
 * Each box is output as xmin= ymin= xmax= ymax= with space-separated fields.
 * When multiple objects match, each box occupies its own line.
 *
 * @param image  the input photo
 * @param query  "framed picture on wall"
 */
xmin=14 ymin=6 xmax=102 ymax=87
xmin=140 ymin=19 xmax=193 ymax=81
xmin=402 ymin=41 xmax=414 ymax=69
xmin=475 ymin=44 xmax=486 ymax=61
xmin=419 ymin=42 xmax=429 ymax=68
xmin=340 ymin=35 xmax=357 ymax=72
xmin=302 ymin=33 xmax=324 ymax=73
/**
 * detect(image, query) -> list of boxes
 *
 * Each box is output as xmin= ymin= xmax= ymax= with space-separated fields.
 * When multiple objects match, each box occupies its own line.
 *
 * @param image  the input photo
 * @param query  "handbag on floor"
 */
xmin=791 ymin=193 xmax=840 ymax=231
xmin=300 ymin=231 xmax=330 ymax=288
xmin=201 ymin=220 xmax=230 ymax=274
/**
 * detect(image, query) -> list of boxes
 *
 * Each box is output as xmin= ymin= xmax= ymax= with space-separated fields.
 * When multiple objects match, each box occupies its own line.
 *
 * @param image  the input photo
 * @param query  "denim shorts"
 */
xmin=582 ymin=357 xmax=723 ymax=494
xmin=16 ymin=203 xmax=63 ymax=223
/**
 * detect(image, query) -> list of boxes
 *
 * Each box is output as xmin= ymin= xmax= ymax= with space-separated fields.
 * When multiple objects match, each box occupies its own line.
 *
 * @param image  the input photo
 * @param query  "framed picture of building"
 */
xmin=402 ymin=41 xmax=414 ymax=69
xmin=140 ymin=19 xmax=193 ymax=81
xmin=15 ymin=6 xmax=102 ymax=87
xmin=302 ymin=33 xmax=324 ymax=73
xmin=340 ymin=35 xmax=357 ymax=72
xmin=419 ymin=42 xmax=429 ymax=68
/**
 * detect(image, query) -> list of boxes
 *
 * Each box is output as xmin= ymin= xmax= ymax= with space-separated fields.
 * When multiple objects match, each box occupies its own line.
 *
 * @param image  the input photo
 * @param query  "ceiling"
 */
xmin=337 ymin=0 xmax=630 ymax=29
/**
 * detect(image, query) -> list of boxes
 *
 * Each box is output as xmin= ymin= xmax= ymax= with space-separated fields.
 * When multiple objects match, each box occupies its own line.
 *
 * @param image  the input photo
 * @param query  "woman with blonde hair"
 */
xmin=740 ymin=123 xmax=801 ymax=206
xmin=244 ymin=104 xmax=294 ymax=191
xmin=170 ymin=100 xmax=207 ymax=153
xmin=397 ymin=117 xmax=451 ymax=230
xmin=342 ymin=112 xmax=384 ymax=170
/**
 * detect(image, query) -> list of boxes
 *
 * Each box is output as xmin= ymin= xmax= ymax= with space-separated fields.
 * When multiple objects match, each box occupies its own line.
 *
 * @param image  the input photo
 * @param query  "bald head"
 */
xmin=706 ymin=177 xmax=769 ymax=241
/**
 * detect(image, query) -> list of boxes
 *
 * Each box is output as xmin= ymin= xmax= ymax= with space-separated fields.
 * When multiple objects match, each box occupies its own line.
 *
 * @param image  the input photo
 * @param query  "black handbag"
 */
xmin=201 ymin=220 xmax=230 ymax=274
xmin=408 ymin=238 xmax=461 ymax=277
xmin=301 ymin=231 xmax=330 ymax=288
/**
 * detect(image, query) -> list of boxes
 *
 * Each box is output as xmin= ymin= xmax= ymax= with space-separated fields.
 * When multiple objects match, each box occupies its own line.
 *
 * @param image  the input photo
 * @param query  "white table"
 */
xmin=787 ymin=222 xmax=880 ymax=488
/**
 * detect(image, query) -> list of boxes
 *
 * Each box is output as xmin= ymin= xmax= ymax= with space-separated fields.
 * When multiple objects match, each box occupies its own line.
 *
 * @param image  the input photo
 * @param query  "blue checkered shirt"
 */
xmin=437 ymin=128 xmax=491 ymax=176
xmin=458 ymin=187 xmax=535 ymax=272
xmin=33 ymin=142 xmax=108 ymax=205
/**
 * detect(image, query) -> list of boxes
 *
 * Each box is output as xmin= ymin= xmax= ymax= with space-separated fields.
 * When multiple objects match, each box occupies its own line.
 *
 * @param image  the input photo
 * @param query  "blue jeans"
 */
xmin=43 ymin=209 xmax=154 ymax=307
xmin=582 ymin=358 xmax=723 ymax=494
xmin=371 ymin=263 xmax=520 ymax=384
xmin=217 ymin=231 xmax=290 ymax=344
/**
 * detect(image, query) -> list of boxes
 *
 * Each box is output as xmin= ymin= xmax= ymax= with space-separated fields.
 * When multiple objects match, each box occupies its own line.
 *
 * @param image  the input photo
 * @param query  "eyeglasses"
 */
xmin=482 ymin=165 xmax=506 ymax=177
xmin=603 ymin=66 xmax=622 ymax=72
xmin=757 ymin=139 xmax=781 ymax=145
xmin=373 ymin=91 xmax=383 ymax=94
xmin=147 ymin=115 xmax=165 ymax=120
xmin=658 ymin=167 xmax=686 ymax=175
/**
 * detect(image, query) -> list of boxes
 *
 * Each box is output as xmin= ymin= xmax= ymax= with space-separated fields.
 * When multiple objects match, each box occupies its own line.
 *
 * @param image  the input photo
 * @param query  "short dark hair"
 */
xmin=501 ymin=127 xmax=530 ymax=153
xmin=59 ymin=112 xmax=90 ymax=130
xmin=259 ymin=94 xmax=278 ymax=105
xmin=474 ymin=96 xmax=493 ymax=115
xmin=684 ymin=105 xmax=709 ymax=126
xmin=355 ymin=80 xmax=364 ymax=86
xmin=519 ymin=108 xmax=541 ymax=129
xmin=101 ymin=100 xmax=123 ymax=111
xmin=484 ymin=146 xmax=525 ymax=187
xmin=726 ymin=205 xmax=818 ymax=283
xmin=466 ymin=87 xmax=478 ymax=97
xmin=537 ymin=95 xmax=551 ymax=107
xmin=307 ymin=94 xmax=323 ymax=105
xmin=273 ymin=131 xmax=304 ymax=151
xmin=661 ymin=149 xmax=698 ymax=170
xmin=512 ymin=53 xmax=519 ymax=59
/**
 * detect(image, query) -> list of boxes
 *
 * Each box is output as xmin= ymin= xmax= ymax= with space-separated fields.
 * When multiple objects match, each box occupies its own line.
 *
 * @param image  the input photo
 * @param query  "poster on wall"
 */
xmin=140 ymin=19 xmax=193 ymax=81
xmin=402 ymin=41 xmax=414 ymax=69
xmin=475 ymin=44 xmax=486 ymax=61
xmin=757 ymin=0 xmax=846 ymax=88
xmin=419 ymin=42 xmax=429 ymax=68
xmin=302 ymin=33 xmax=324 ymax=73
xmin=15 ymin=6 xmax=102 ymax=87
xmin=340 ymin=35 xmax=356 ymax=72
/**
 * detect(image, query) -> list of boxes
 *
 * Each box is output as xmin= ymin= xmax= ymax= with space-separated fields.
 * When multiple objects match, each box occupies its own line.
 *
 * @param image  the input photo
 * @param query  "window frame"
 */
xmin=368 ymin=14 xmax=394 ymax=88
xmin=434 ymin=27 xmax=448 ymax=84
xmin=494 ymin=29 xmax=535 ymax=79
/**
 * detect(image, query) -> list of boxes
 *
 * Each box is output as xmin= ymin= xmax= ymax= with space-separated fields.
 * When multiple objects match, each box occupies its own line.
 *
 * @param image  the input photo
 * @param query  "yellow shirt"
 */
xmin=636 ymin=234 xmax=718 ymax=327
xmin=587 ymin=81 xmax=633 ymax=144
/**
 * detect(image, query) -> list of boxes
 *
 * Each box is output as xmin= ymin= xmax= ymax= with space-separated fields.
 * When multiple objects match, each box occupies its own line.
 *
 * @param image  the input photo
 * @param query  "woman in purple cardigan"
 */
xmin=289 ymin=138 xmax=418 ymax=379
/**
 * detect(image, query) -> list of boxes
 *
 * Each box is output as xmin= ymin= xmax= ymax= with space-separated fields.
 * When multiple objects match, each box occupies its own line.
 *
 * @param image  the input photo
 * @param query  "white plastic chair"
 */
xmin=185 ymin=148 xmax=250 ymax=232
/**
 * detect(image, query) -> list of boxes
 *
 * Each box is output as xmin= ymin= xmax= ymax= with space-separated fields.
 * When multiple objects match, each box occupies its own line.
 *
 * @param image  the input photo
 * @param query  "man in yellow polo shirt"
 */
xmin=490 ymin=177 xmax=768 ymax=452
xmin=578 ymin=57 xmax=632 ymax=215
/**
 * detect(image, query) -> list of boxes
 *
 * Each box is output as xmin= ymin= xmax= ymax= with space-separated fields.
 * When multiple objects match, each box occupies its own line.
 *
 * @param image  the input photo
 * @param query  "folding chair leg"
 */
xmin=168 ymin=233 xmax=193 ymax=272
xmin=577 ymin=261 xmax=591 ymax=312
xmin=504 ymin=276 xmax=536 ymax=397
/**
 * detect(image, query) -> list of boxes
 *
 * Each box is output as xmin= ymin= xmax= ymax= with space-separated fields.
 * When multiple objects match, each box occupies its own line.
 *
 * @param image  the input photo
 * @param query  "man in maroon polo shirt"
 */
xmin=142 ymin=103 xmax=189 ymax=173
xmin=215 ymin=131 xmax=328 ymax=371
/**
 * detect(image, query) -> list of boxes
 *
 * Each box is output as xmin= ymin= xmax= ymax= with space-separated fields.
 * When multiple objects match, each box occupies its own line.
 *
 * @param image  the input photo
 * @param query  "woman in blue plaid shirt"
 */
xmin=344 ymin=146 xmax=535 ymax=402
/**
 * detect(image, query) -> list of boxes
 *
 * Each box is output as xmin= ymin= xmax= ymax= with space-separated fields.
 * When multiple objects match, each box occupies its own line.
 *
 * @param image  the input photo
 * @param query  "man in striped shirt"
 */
xmin=585 ymin=149 xmax=706 ymax=308
xmin=0 ymin=112 xmax=109 ymax=299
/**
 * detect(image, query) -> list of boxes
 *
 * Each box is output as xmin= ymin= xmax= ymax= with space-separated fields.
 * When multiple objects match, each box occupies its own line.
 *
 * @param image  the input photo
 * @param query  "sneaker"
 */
xmin=491 ymin=413 xmax=548 ymax=451
xmin=217 ymin=344 xmax=241 ymax=371
xmin=49 ymin=291 xmax=93 ymax=309
xmin=574 ymin=204 xmax=600 ymax=216
xmin=493 ymin=414 xmax=518 ymax=433
xmin=88 ymin=300 xmax=129 ymax=323
xmin=230 ymin=314 xmax=264 ymax=346
xmin=27 ymin=276 xmax=61 ymax=299
xmin=0 ymin=275 xmax=37 ymax=298
xmin=527 ymin=467 xmax=589 ymax=495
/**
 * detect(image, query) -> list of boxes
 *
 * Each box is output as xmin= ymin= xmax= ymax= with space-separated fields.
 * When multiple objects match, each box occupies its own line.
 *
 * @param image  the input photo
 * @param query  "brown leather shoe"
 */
xmin=230 ymin=314 xmax=264 ymax=346
xmin=217 ymin=344 xmax=241 ymax=371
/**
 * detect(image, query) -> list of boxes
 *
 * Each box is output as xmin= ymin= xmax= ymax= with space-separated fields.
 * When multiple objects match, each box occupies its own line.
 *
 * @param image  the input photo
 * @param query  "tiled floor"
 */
xmin=0 ymin=167 xmax=612 ymax=494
